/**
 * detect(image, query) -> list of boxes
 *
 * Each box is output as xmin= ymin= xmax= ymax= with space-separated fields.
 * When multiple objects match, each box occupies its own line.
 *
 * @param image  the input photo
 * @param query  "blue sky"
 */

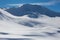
xmin=0 ymin=0 xmax=60 ymax=12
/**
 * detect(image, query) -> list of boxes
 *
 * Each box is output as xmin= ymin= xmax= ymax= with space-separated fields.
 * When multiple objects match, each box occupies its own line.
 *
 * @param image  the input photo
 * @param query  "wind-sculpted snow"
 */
xmin=0 ymin=8 xmax=60 ymax=40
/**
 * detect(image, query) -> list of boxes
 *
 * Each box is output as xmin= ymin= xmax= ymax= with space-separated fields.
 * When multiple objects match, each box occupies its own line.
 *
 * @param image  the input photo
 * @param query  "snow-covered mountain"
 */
xmin=0 ymin=4 xmax=60 ymax=40
xmin=6 ymin=4 xmax=60 ymax=18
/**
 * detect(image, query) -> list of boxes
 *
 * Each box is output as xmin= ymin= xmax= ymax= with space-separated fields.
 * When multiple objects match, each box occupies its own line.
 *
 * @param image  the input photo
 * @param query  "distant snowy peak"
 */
xmin=6 ymin=4 xmax=60 ymax=18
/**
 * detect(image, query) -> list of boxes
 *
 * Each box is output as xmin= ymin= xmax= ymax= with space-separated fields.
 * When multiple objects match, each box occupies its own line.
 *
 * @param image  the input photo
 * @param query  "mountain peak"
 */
xmin=20 ymin=4 xmax=43 ymax=9
xmin=6 ymin=4 xmax=60 ymax=18
xmin=21 ymin=4 xmax=41 ymax=7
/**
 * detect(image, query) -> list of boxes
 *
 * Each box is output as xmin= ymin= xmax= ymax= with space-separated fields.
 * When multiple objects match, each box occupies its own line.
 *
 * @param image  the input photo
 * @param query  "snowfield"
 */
xmin=0 ymin=8 xmax=60 ymax=40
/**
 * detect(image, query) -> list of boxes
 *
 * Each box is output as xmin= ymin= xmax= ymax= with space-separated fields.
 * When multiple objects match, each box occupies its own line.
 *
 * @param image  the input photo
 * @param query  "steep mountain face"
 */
xmin=6 ymin=4 xmax=60 ymax=18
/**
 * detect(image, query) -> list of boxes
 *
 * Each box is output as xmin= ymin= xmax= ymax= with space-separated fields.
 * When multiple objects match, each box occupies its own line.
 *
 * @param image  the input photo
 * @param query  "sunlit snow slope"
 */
xmin=0 ymin=8 xmax=60 ymax=40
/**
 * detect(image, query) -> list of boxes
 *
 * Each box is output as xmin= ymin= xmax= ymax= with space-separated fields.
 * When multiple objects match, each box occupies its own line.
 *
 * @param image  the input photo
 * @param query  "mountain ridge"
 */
xmin=6 ymin=4 xmax=60 ymax=18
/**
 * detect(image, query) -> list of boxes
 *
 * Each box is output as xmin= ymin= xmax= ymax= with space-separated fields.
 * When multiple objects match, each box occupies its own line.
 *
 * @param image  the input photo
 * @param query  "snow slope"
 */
xmin=0 ymin=8 xmax=24 ymax=18
xmin=0 ymin=8 xmax=60 ymax=40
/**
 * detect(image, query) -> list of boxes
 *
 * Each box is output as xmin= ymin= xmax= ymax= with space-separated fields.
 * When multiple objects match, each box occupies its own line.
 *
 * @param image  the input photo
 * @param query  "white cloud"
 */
xmin=7 ymin=0 xmax=60 ymax=7
xmin=8 ymin=4 xmax=24 ymax=7
xmin=30 ymin=0 xmax=60 ymax=6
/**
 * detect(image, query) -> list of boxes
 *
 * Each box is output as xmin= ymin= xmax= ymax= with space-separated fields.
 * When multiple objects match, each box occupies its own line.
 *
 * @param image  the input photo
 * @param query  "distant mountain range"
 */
xmin=6 ymin=4 xmax=60 ymax=18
